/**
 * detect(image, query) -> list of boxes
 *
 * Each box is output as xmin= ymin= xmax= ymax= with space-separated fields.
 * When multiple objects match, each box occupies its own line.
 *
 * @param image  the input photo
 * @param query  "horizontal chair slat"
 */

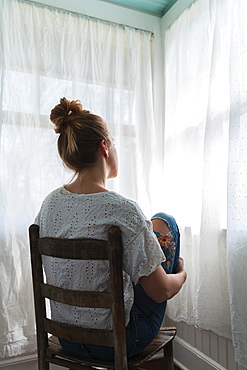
xmin=38 ymin=238 xmax=108 ymax=259
xmin=41 ymin=283 xmax=112 ymax=308
xmin=44 ymin=318 xmax=114 ymax=347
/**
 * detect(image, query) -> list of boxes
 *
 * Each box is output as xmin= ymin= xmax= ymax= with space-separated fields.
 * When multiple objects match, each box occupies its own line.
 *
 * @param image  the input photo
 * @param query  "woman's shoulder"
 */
xmin=106 ymin=192 xmax=148 ymax=231
xmin=42 ymin=186 xmax=63 ymax=202
xmin=36 ymin=187 xmax=65 ymax=214
xmin=107 ymin=192 xmax=144 ymax=214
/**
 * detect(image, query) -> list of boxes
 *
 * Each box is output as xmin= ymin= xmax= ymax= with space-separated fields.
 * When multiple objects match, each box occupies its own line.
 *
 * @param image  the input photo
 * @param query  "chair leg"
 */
xmin=163 ymin=341 xmax=174 ymax=370
xmin=38 ymin=356 xmax=49 ymax=370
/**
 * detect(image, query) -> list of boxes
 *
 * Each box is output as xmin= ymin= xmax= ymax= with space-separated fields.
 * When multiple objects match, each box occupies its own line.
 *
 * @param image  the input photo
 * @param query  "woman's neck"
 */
xmin=65 ymin=169 xmax=108 ymax=194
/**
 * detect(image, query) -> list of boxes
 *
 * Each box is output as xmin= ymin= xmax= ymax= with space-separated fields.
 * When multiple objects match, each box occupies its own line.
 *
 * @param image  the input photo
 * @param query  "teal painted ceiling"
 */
xmin=99 ymin=0 xmax=178 ymax=16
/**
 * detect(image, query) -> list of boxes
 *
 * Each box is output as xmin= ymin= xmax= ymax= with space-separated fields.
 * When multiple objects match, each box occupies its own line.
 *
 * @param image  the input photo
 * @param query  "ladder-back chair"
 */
xmin=29 ymin=224 xmax=176 ymax=370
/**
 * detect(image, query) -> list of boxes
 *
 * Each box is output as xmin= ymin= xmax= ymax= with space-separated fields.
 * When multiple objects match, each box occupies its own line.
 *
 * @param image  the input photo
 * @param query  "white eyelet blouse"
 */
xmin=35 ymin=187 xmax=165 ymax=330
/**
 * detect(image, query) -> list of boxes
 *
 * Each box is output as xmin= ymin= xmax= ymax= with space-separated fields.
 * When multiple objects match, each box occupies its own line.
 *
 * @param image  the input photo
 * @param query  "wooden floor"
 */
xmin=140 ymin=358 xmax=180 ymax=369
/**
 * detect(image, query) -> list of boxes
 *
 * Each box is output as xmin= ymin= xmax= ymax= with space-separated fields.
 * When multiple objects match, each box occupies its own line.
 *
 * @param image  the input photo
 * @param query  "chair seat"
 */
xmin=46 ymin=327 xmax=176 ymax=369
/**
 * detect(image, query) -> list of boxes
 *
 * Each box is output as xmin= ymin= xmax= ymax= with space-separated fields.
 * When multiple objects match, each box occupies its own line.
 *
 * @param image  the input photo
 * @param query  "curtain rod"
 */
xmin=22 ymin=0 xmax=154 ymax=40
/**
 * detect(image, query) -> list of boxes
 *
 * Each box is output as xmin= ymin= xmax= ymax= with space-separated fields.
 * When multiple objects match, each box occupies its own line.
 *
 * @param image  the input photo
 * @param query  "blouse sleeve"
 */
xmin=123 ymin=219 xmax=166 ymax=285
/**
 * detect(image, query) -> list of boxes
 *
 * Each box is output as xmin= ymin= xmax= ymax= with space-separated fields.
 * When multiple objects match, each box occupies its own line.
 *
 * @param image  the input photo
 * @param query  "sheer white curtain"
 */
xmin=0 ymin=0 xmax=156 ymax=357
xmin=163 ymin=0 xmax=247 ymax=367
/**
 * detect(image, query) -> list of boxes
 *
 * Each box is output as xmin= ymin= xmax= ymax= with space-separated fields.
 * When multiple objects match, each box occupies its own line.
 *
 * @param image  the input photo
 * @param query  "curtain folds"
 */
xmin=0 ymin=0 xmax=156 ymax=357
xmin=163 ymin=0 xmax=247 ymax=367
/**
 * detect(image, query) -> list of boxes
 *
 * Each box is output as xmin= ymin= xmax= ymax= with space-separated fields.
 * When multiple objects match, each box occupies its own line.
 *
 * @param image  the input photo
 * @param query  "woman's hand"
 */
xmin=174 ymin=257 xmax=186 ymax=275
xmin=139 ymin=261 xmax=187 ymax=303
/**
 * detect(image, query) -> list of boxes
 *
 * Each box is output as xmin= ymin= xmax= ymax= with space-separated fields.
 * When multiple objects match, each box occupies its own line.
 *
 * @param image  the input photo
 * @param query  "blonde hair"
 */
xmin=50 ymin=97 xmax=110 ymax=172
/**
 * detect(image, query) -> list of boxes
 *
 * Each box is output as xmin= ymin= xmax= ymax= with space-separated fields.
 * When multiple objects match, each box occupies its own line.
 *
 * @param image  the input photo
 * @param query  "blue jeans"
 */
xmin=59 ymin=212 xmax=180 ymax=360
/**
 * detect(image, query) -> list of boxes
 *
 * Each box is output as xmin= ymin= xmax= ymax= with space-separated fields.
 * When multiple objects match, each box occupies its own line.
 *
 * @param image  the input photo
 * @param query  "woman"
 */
xmin=35 ymin=97 xmax=187 ymax=360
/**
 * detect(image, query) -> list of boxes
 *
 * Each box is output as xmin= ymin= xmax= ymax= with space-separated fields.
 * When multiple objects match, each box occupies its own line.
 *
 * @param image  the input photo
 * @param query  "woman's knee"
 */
xmin=151 ymin=218 xmax=171 ymax=236
xmin=151 ymin=212 xmax=178 ymax=236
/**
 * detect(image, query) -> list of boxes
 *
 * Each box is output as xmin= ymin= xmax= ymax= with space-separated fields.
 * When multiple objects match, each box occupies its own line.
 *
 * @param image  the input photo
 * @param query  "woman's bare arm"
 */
xmin=139 ymin=257 xmax=187 ymax=303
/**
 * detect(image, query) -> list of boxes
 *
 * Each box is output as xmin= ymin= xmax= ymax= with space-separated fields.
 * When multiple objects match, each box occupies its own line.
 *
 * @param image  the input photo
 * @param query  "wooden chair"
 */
xmin=29 ymin=224 xmax=176 ymax=370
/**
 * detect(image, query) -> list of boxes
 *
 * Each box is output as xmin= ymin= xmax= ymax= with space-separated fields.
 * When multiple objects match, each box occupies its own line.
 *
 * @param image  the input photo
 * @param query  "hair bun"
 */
xmin=50 ymin=97 xmax=83 ymax=134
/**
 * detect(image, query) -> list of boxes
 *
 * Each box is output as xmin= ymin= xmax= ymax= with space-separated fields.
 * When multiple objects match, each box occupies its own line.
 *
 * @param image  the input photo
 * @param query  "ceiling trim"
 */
xmin=98 ymin=0 xmax=164 ymax=17
xmin=162 ymin=0 xmax=179 ymax=14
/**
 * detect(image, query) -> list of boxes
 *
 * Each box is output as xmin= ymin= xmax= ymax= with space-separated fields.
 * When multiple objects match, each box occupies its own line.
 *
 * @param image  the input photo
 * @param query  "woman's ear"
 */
xmin=99 ymin=139 xmax=109 ymax=158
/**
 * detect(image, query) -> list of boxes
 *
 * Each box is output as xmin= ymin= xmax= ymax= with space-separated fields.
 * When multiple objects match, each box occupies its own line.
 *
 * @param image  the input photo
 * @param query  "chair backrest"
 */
xmin=29 ymin=224 xmax=127 ymax=370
